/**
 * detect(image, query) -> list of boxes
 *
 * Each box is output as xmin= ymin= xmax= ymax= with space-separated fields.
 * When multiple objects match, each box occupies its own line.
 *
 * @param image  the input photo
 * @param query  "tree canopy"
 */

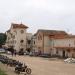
xmin=0 ymin=33 xmax=7 ymax=46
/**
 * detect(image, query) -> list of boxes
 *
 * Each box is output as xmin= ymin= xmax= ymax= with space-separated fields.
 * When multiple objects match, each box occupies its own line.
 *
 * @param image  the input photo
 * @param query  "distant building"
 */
xmin=6 ymin=24 xmax=75 ymax=58
xmin=26 ymin=33 xmax=32 ymax=52
xmin=53 ymin=35 xmax=75 ymax=58
xmin=31 ymin=34 xmax=37 ymax=53
xmin=34 ymin=29 xmax=67 ymax=54
xmin=5 ymin=23 xmax=32 ymax=52
xmin=32 ymin=29 xmax=75 ymax=58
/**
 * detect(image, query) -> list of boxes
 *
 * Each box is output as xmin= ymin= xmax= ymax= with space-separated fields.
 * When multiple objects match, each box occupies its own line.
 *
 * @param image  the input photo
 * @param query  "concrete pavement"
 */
xmin=2 ymin=54 xmax=75 ymax=75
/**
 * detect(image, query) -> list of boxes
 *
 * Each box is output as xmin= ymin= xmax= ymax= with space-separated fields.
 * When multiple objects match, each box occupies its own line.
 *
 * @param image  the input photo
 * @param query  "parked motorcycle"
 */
xmin=15 ymin=63 xmax=31 ymax=75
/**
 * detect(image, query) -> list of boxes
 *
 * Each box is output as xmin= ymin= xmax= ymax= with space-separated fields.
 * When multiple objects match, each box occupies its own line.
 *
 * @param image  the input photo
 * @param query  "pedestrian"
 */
xmin=14 ymin=50 xmax=17 ymax=56
xmin=11 ymin=51 xmax=14 ymax=56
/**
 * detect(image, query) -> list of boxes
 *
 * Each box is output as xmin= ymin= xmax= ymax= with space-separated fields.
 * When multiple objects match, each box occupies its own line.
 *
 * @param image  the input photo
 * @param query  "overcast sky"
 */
xmin=0 ymin=0 xmax=75 ymax=34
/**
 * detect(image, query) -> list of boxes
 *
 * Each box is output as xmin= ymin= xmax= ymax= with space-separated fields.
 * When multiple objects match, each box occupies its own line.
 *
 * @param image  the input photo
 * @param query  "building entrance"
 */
xmin=62 ymin=50 xmax=65 ymax=58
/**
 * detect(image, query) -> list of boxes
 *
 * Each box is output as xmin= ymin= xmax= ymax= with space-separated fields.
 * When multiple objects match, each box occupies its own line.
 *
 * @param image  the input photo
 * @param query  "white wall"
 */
xmin=51 ymin=38 xmax=75 ymax=57
xmin=14 ymin=29 xmax=27 ymax=51
xmin=54 ymin=38 xmax=75 ymax=47
xmin=6 ymin=27 xmax=27 ymax=52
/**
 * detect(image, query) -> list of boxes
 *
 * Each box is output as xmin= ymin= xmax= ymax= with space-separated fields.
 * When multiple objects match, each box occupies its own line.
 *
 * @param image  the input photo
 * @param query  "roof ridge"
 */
xmin=11 ymin=23 xmax=28 ymax=29
xmin=36 ymin=29 xmax=68 ymax=35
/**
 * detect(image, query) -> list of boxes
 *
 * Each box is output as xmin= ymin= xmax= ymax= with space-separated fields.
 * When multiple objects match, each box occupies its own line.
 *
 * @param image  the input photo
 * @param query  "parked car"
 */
xmin=18 ymin=50 xmax=24 ymax=55
xmin=29 ymin=52 xmax=34 ymax=56
xmin=39 ymin=54 xmax=51 ymax=58
xmin=64 ymin=58 xmax=75 ymax=63
xmin=24 ymin=51 xmax=29 ymax=55
xmin=0 ymin=48 xmax=5 ymax=53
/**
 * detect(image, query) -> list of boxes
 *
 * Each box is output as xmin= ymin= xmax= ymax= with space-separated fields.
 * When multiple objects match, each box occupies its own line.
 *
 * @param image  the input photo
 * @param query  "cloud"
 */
xmin=0 ymin=0 xmax=75 ymax=34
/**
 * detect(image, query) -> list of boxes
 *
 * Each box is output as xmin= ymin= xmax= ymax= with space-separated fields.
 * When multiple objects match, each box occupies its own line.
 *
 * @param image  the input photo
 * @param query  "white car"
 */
xmin=29 ymin=52 xmax=34 ymax=56
xmin=7 ymin=51 xmax=11 ymax=55
xmin=64 ymin=58 xmax=75 ymax=63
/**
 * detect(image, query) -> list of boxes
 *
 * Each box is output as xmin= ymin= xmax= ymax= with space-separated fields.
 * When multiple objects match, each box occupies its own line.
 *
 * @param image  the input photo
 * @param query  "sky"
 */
xmin=0 ymin=0 xmax=75 ymax=34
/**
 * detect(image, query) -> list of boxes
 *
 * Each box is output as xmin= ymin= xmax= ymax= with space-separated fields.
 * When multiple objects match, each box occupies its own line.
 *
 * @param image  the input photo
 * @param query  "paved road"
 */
xmin=2 ymin=54 xmax=75 ymax=75
xmin=0 ymin=62 xmax=17 ymax=75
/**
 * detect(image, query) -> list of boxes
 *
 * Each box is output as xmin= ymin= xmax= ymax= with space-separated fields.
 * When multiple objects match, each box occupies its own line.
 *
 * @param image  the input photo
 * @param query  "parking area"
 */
xmin=1 ymin=54 xmax=75 ymax=75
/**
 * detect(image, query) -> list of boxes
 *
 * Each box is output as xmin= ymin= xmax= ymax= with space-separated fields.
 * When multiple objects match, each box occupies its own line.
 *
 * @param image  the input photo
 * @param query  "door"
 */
xmin=63 ymin=50 xmax=65 ymax=58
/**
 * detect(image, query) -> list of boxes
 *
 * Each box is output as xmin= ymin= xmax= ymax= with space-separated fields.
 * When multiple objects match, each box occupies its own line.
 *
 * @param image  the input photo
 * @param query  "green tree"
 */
xmin=0 ymin=33 xmax=7 ymax=47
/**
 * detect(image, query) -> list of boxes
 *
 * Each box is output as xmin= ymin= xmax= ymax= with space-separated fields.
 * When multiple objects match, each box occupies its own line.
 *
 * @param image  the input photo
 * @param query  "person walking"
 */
xmin=14 ymin=50 xmax=17 ymax=56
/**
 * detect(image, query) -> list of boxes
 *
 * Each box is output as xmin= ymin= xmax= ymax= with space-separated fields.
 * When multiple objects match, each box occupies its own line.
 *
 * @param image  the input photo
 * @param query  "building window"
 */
xmin=27 ymin=40 xmax=31 ymax=44
xmin=20 ymin=48 xmax=24 ymax=51
xmin=8 ymin=37 xmax=10 ymax=40
xmin=56 ymin=50 xmax=58 ymax=54
xmin=34 ymin=41 xmax=35 ymax=44
xmin=20 ymin=40 xmax=24 ymax=43
xmin=14 ymin=30 xmax=17 ymax=34
xmin=38 ymin=36 xmax=39 ymax=40
xmin=69 ymin=44 xmax=71 ymax=47
xmin=21 ymin=30 xmax=24 ymax=34
xmin=67 ymin=49 xmax=70 ymax=53
xmin=14 ymin=40 xmax=16 ymax=44
xmin=73 ymin=49 xmax=75 ymax=52
xmin=38 ymin=34 xmax=42 ymax=40
xmin=74 ymin=41 xmax=75 ymax=45
xmin=12 ymin=35 xmax=15 ymax=39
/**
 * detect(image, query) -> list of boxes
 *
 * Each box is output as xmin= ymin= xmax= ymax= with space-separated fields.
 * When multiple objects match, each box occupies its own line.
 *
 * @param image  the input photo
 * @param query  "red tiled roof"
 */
xmin=52 ymin=35 xmax=75 ymax=39
xmin=37 ymin=29 xmax=68 ymax=35
xmin=7 ymin=29 xmax=10 ymax=32
xmin=66 ymin=35 xmax=75 ymax=38
xmin=11 ymin=23 xmax=28 ymax=29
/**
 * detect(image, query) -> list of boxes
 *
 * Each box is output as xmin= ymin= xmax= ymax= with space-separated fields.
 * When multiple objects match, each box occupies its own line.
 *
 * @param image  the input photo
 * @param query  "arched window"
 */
xmin=38 ymin=34 xmax=42 ymax=40
xmin=14 ymin=30 xmax=17 ymax=34
xmin=12 ymin=35 xmax=15 ymax=39
xmin=21 ymin=30 xmax=24 ymax=34
xmin=34 ymin=41 xmax=35 ymax=44
xmin=20 ymin=40 xmax=24 ymax=43
xmin=27 ymin=40 xmax=31 ymax=44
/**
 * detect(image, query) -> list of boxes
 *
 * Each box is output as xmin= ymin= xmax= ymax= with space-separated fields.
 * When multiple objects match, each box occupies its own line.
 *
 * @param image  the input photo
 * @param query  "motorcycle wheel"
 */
xmin=15 ymin=69 xmax=20 ymax=74
xmin=25 ymin=68 xmax=31 ymax=74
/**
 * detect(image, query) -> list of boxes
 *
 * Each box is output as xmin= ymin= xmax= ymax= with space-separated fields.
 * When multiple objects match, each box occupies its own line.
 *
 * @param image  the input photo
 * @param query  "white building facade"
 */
xmin=33 ymin=29 xmax=75 ymax=58
xmin=6 ymin=23 xmax=29 ymax=52
xmin=31 ymin=35 xmax=37 ymax=53
xmin=32 ymin=30 xmax=68 ymax=55
xmin=52 ymin=36 xmax=75 ymax=58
